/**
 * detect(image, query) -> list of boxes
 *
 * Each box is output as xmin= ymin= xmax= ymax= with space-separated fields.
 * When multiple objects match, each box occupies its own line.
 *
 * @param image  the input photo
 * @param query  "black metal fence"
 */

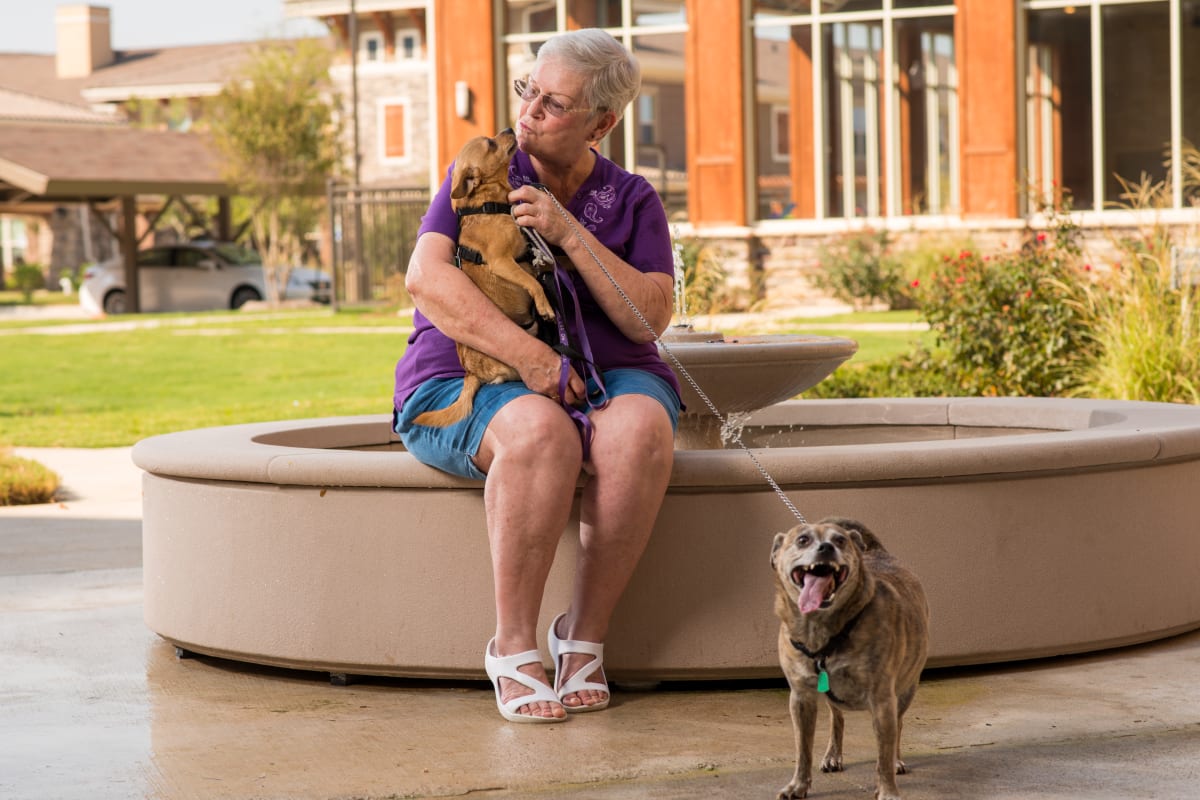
xmin=326 ymin=182 xmax=430 ymax=306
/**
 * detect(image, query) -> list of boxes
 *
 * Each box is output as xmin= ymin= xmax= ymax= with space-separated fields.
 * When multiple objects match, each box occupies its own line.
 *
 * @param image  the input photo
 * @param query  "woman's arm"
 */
xmin=405 ymin=232 xmax=587 ymax=402
xmin=508 ymin=185 xmax=673 ymax=343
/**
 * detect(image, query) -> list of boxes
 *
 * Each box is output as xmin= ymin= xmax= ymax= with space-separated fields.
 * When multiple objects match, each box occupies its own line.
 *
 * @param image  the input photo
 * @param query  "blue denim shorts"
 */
xmin=395 ymin=369 xmax=681 ymax=480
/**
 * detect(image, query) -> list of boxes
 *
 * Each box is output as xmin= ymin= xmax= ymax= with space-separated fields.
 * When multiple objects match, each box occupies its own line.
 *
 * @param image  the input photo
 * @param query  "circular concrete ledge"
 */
xmin=133 ymin=398 xmax=1200 ymax=681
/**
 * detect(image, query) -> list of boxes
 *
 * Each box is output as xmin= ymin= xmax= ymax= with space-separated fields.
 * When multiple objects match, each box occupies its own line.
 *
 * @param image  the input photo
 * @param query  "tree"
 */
xmin=209 ymin=39 xmax=341 ymax=303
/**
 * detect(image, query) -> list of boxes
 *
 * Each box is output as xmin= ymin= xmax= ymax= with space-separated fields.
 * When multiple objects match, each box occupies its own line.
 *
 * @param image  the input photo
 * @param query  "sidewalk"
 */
xmin=1 ymin=448 xmax=1199 ymax=799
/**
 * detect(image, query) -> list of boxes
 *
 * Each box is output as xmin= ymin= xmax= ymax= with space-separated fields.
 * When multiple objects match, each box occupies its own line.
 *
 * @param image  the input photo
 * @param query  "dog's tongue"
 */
xmin=799 ymin=573 xmax=833 ymax=614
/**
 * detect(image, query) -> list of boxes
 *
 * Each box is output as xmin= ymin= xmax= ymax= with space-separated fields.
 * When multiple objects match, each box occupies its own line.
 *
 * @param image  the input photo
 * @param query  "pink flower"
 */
xmin=911 ymin=279 xmax=920 ymax=288
xmin=1036 ymin=232 xmax=1047 ymax=243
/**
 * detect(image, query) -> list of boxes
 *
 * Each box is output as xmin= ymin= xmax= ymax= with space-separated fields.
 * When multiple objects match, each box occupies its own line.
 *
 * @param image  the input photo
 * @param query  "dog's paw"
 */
xmin=820 ymin=754 xmax=844 ymax=773
xmin=874 ymin=790 xmax=902 ymax=800
xmin=777 ymin=779 xmax=810 ymax=799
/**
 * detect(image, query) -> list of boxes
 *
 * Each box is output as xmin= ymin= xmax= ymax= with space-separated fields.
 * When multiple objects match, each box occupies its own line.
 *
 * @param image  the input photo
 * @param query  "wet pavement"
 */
xmin=2 ymin=447 xmax=1199 ymax=799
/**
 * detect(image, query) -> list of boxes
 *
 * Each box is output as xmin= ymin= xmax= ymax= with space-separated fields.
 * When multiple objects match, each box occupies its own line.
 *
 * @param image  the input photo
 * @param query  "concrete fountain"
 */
xmin=133 ymin=278 xmax=1200 ymax=682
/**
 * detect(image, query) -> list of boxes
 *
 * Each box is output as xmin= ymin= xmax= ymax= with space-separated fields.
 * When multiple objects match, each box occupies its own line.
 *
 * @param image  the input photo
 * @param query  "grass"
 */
xmin=0 ymin=305 xmax=919 ymax=449
xmin=0 ymin=307 xmax=412 ymax=447
xmin=0 ymin=289 xmax=79 ymax=307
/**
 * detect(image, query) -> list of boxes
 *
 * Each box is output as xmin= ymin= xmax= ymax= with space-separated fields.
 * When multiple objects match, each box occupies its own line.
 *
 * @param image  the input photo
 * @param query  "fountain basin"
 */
xmin=657 ymin=330 xmax=858 ymax=447
xmin=132 ymin=397 xmax=1200 ymax=681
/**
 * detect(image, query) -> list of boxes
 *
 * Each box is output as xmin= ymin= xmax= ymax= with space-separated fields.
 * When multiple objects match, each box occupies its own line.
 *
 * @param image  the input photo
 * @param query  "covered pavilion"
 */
xmin=0 ymin=123 xmax=237 ymax=312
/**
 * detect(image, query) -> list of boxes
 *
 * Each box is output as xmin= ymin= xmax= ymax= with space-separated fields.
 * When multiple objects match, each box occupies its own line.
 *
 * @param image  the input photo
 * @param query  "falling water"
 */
xmin=672 ymin=236 xmax=690 ymax=328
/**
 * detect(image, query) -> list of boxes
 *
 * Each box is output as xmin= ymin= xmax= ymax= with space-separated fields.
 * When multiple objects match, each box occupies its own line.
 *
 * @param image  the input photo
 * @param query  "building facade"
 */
xmin=288 ymin=0 xmax=1199 ymax=304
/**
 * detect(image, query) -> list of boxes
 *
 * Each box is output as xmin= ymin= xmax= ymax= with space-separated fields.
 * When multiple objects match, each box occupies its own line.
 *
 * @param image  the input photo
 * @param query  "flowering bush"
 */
xmin=811 ymin=229 xmax=912 ymax=310
xmin=911 ymin=210 xmax=1093 ymax=397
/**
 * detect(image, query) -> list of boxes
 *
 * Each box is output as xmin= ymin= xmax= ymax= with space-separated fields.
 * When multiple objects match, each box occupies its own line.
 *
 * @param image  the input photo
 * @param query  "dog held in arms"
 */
xmin=770 ymin=517 xmax=929 ymax=800
xmin=413 ymin=129 xmax=557 ymax=427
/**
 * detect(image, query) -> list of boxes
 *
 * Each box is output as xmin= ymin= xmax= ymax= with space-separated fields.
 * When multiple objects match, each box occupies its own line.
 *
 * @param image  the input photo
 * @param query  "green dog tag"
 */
xmin=817 ymin=670 xmax=830 ymax=693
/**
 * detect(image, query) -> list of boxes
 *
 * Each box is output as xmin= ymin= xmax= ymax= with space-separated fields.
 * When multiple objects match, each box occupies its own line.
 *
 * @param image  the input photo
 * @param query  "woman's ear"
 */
xmin=587 ymin=110 xmax=620 ymax=144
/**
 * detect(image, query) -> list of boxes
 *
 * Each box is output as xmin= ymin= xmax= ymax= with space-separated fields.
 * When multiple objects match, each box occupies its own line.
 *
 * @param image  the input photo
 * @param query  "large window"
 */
xmin=752 ymin=2 xmax=958 ymax=221
xmin=1025 ymin=0 xmax=1196 ymax=212
xmin=502 ymin=1 xmax=687 ymax=217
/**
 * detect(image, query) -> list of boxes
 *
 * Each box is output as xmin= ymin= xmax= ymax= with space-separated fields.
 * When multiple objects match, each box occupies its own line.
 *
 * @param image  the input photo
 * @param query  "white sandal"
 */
xmin=547 ymin=613 xmax=610 ymax=713
xmin=484 ymin=638 xmax=565 ymax=724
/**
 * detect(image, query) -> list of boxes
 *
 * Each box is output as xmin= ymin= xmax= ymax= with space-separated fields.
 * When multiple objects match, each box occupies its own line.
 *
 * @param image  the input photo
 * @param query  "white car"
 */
xmin=79 ymin=242 xmax=332 ymax=314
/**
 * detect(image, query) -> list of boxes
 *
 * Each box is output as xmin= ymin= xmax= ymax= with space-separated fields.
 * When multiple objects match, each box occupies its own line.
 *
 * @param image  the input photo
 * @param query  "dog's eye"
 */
xmin=796 ymin=534 xmax=811 ymax=547
xmin=832 ymin=534 xmax=846 ymax=548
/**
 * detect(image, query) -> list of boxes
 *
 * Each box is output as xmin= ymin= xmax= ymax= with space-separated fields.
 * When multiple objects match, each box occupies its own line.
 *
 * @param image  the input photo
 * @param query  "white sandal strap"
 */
xmin=484 ymin=642 xmax=562 ymax=721
xmin=555 ymin=647 xmax=607 ymax=697
xmin=547 ymin=614 xmax=609 ymax=699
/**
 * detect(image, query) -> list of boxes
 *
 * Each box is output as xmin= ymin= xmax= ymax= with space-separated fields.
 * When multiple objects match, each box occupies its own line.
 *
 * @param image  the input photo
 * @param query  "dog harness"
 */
xmin=789 ymin=606 xmax=865 ymax=703
xmin=452 ymin=197 xmax=608 ymax=459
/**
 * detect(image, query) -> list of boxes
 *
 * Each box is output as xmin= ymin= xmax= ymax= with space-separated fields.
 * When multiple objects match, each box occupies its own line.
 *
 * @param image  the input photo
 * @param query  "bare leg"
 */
xmin=475 ymin=394 xmax=582 ymax=720
xmin=554 ymin=394 xmax=675 ymax=708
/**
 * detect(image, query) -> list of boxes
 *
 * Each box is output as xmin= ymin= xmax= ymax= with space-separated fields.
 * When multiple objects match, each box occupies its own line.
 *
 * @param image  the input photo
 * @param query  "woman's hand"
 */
xmin=509 ymin=184 xmax=573 ymax=248
xmin=514 ymin=343 xmax=587 ymax=407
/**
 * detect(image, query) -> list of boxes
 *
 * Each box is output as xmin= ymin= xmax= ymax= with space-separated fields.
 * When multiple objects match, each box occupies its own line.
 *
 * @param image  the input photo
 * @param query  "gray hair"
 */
xmin=537 ymin=29 xmax=641 ymax=122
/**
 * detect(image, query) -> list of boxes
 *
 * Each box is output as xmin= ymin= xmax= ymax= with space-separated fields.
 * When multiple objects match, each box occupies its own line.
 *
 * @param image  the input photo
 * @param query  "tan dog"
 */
xmin=770 ymin=517 xmax=929 ymax=800
xmin=413 ymin=129 xmax=556 ymax=428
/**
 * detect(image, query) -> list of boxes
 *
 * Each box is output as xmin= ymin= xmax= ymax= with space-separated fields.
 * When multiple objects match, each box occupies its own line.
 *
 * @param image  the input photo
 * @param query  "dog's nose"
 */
xmin=816 ymin=542 xmax=836 ymax=556
xmin=500 ymin=127 xmax=514 ymax=136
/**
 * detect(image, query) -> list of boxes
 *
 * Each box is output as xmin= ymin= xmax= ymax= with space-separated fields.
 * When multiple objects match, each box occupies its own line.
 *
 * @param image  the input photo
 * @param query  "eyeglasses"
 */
xmin=513 ymin=77 xmax=594 ymax=118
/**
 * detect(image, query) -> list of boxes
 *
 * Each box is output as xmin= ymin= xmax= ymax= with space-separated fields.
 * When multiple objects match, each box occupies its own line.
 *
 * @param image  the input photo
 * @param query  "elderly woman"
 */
xmin=393 ymin=29 xmax=679 ymax=723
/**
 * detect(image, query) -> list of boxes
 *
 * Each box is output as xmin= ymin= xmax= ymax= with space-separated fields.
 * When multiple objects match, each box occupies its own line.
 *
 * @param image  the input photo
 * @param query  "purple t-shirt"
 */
xmin=393 ymin=147 xmax=680 ymax=411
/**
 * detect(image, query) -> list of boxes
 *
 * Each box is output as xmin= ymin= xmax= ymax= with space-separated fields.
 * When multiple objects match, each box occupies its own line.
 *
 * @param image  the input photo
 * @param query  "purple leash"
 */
xmin=522 ymin=220 xmax=608 ymax=460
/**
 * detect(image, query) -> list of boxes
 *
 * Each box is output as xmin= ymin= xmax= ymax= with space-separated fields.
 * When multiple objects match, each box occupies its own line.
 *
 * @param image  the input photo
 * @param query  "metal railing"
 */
xmin=327 ymin=182 xmax=430 ymax=306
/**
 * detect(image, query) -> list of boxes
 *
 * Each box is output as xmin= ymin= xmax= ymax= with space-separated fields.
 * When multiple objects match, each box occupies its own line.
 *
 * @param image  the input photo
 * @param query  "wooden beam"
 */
xmin=120 ymin=194 xmax=140 ymax=312
xmin=433 ymin=0 xmax=497 ymax=173
xmin=788 ymin=29 xmax=815 ymax=218
xmin=372 ymin=12 xmax=395 ymax=57
xmin=325 ymin=15 xmax=349 ymax=47
xmin=685 ymin=0 xmax=747 ymax=226
xmin=956 ymin=0 xmax=1018 ymax=218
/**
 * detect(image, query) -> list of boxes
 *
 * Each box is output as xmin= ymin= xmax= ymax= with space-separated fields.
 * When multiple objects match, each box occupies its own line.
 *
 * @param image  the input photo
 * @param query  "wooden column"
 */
xmin=956 ymin=0 xmax=1018 ymax=218
xmin=788 ymin=29 xmax=816 ymax=218
xmin=120 ymin=194 xmax=140 ymax=313
xmin=433 ymin=0 xmax=498 ymax=175
xmin=685 ymin=0 xmax=747 ymax=226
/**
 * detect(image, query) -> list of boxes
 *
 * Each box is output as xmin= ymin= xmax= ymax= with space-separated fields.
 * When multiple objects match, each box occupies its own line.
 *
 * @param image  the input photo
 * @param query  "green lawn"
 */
xmin=0 ymin=306 xmax=926 ymax=448
xmin=0 ymin=308 xmax=412 ymax=447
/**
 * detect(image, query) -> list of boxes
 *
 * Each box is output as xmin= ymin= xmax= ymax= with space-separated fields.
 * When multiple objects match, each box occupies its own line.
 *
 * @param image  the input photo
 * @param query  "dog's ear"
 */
xmin=847 ymin=529 xmax=866 ymax=552
xmin=450 ymin=166 xmax=480 ymax=200
xmin=770 ymin=531 xmax=787 ymax=568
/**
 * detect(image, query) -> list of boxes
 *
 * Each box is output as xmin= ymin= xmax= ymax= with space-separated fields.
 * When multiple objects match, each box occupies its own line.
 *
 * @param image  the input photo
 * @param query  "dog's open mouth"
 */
xmin=792 ymin=563 xmax=849 ymax=614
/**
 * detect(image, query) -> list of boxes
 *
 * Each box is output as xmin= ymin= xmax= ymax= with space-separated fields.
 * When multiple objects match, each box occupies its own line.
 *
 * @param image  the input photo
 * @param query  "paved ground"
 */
xmin=2 ymin=447 xmax=1199 ymax=799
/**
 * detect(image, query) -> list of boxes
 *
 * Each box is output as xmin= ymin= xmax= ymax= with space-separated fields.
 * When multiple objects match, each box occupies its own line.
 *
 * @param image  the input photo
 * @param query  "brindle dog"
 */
xmin=771 ymin=517 xmax=929 ymax=800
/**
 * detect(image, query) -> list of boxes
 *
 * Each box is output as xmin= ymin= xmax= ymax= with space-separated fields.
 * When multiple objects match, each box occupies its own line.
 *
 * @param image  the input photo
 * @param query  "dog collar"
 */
xmin=790 ymin=606 xmax=866 ymax=698
xmin=456 ymin=202 xmax=513 ymax=217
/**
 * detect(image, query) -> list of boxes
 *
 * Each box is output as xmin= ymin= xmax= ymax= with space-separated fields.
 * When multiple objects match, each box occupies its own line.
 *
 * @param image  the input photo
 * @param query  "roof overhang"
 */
xmin=0 ymin=122 xmax=235 ymax=206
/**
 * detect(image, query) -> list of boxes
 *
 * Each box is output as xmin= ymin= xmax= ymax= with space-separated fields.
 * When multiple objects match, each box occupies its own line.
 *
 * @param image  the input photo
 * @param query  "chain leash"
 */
xmin=529 ymin=189 xmax=807 ymax=525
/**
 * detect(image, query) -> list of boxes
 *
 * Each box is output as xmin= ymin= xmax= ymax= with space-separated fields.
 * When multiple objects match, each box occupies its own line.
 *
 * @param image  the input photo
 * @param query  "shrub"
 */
xmin=1068 ymin=222 xmax=1200 ymax=404
xmin=673 ymin=236 xmax=736 ymax=316
xmin=0 ymin=450 xmax=59 ymax=506
xmin=811 ymin=229 xmax=912 ymax=310
xmin=803 ymin=350 xmax=961 ymax=399
xmin=13 ymin=263 xmax=45 ymax=302
xmin=910 ymin=206 xmax=1093 ymax=397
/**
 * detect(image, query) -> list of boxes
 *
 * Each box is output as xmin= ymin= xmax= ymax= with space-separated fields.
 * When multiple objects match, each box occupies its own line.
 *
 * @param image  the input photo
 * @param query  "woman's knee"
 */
xmin=591 ymin=396 xmax=675 ymax=466
xmin=487 ymin=397 xmax=583 ymax=469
